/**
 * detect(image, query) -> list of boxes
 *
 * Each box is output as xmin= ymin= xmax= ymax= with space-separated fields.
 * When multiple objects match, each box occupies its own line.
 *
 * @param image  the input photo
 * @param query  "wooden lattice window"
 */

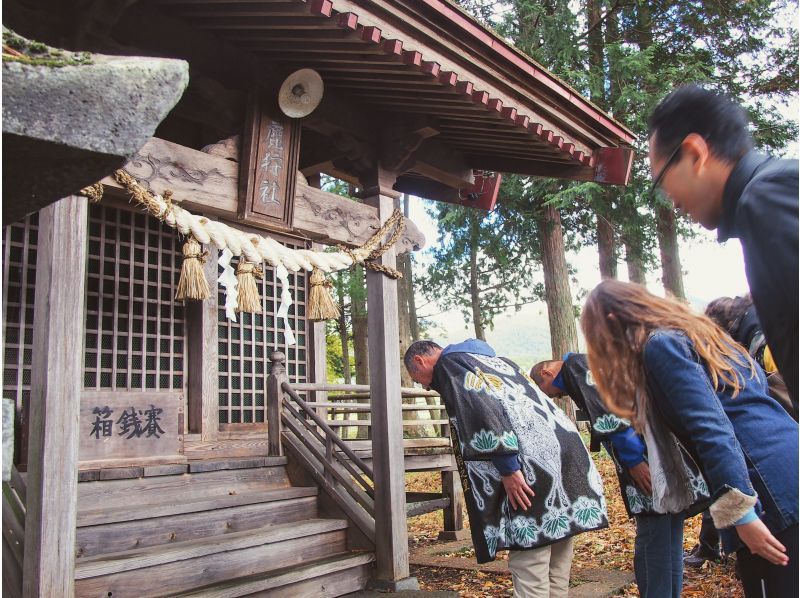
xmin=2 ymin=213 xmax=38 ymax=455
xmin=217 ymin=245 xmax=308 ymax=426
xmin=84 ymin=205 xmax=186 ymax=391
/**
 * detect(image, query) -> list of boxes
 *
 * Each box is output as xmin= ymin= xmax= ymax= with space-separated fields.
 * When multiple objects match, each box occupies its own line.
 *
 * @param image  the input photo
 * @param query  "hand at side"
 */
xmin=736 ymin=519 xmax=789 ymax=566
xmin=628 ymin=461 xmax=652 ymax=495
xmin=501 ymin=470 xmax=535 ymax=510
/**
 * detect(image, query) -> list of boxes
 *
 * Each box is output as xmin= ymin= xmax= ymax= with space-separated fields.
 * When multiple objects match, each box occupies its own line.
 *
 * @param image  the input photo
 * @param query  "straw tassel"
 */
xmin=236 ymin=260 xmax=263 ymax=313
xmin=175 ymin=236 xmax=209 ymax=302
xmin=308 ymin=267 xmax=340 ymax=322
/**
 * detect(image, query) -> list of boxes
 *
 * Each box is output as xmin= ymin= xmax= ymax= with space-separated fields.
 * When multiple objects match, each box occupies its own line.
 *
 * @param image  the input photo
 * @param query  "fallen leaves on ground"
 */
xmin=411 ymin=565 xmax=514 ymax=597
xmin=406 ymin=449 xmax=744 ymax=597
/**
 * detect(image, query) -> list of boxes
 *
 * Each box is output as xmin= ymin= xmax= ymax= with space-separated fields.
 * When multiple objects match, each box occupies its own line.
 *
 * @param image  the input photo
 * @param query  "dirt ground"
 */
xmin=406 ymin=449 xmax=744 ymax=597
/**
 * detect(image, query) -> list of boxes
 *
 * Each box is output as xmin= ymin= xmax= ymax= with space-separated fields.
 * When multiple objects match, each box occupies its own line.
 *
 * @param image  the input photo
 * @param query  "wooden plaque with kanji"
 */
xmin=79 ymin=391 xmax=183 ymax=465
xmin=238 ymin=92 xmax=300 ymax=229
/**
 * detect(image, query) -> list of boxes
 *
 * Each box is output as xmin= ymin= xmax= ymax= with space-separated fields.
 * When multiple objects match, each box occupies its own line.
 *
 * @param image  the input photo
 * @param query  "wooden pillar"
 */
xmin=362 ymin=169 xmax=418 ymax=590
xmin=438 ymin=470 xmax=468 ymax=541
xmin=308 ymin=243 xmax=328 ymax=417
xmin=267 ymin=351 xmax=288 ymax=456
xmin=186 ymin=248 xmax=219 ymax=440
xmin=23 ymin=196 xmax=87 ymax=598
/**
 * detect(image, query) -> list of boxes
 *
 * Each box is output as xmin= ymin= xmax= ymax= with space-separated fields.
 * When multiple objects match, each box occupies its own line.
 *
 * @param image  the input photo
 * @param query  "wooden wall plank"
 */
xmin=183 ymin=437 xmax=269 ymax=460
xmin=75 ymin=496 xmax=318 ymax=558
xmin=438 ymin=469 xmax=467 ymax=540
xmin=74 ymin=528 xmax=347 ymax=597
xmin=23 ymin=196 xmax=88 ymax=598
xmin=78 ymin=467 xmax=290 ymax=509
xmin=3 ymin=534 xmax=23 ymax=598
xmin=99 ymin=137 xmax=239 ymax=216
xmin=294 ymin=182 xmax=425 ymax=252
xmin=78 ymin=391 xmax=183 ymax=463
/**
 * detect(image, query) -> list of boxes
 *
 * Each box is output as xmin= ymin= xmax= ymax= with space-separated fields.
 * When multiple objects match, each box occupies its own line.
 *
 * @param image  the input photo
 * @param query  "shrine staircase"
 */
xmin=3 ymin=457 xmax=375 ymax=598
xmin=2 ymin=375 xmax=458 ymax=597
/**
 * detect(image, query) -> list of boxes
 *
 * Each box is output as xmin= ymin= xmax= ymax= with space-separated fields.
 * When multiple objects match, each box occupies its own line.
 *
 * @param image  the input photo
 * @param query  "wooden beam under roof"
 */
xmin=151 ymin=0 xmax=600 ymax=163
xmin=96 ymin=137 xmax=427 ymax=251
xmin=323 ymin=0 xmax=626 ymax=149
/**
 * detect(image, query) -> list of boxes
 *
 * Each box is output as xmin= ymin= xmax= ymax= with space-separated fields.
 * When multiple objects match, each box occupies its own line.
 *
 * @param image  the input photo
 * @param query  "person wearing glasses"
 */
xmin=647 ymin=85 xmax=798 ymax=405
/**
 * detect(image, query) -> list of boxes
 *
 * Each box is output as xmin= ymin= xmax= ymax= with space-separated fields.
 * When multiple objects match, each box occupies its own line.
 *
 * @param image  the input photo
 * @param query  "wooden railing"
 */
xmin=282 ymin=383 xmax=376 ymax=519
xmin=266 ymin=351 xmax=377 ymax=542
xmin=266 ymin=351 xmax=457 ymax=545
xmin=290 ymin=382 xmax=448 ymax=442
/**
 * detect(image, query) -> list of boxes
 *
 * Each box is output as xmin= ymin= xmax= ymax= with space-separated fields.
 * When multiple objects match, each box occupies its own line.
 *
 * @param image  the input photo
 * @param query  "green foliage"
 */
xmin=418 ymin=199 xmax=544 ymax=336
xmin=452 ymin=0 xmax=797 ymax=289
xmin=325 ymin=320 xmax=351 ymax=382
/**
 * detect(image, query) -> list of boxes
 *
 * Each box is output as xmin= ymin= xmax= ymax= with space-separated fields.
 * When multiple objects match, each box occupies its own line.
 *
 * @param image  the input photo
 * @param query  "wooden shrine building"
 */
xmin=2 ymin=0 xmax=634 ymax=596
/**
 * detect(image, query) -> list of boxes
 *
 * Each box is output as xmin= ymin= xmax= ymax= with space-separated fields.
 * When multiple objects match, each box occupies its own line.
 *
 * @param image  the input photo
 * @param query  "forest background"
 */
xmin=324 ymin=0 xmax=799 ymax=391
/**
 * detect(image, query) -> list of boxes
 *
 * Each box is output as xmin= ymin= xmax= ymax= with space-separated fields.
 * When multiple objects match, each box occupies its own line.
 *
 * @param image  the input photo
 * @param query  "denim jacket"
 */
xmin=643 ymin=329 xmax=798 ymax=553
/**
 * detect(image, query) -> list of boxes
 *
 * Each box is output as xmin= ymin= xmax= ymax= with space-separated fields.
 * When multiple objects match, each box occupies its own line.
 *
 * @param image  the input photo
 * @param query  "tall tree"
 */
xmin=538 ymin=202 xmax=579 ymax=358
xmin=655 ymin=204 xmax=686 ymax=298
xmin=419 ymin=203 xmax=543 ymax=340
xmin=401 ymin=196 xmax=421 ymax=341
xmin=539 ymin=201 xmax=578 ymax=421
xmin=587 ymin=0 xmax=618 ymax=280
xmin=632 ymin=1 xmax=685 ymax=297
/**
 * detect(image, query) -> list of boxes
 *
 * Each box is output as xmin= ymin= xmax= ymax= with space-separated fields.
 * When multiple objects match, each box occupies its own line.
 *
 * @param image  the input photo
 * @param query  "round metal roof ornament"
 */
xmin=278 ymin=69 xmax=324 ymax=118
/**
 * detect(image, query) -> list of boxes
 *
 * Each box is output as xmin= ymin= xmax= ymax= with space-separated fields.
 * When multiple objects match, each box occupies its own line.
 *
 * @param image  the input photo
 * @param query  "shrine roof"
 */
xmin=150 ymin=0 xmax=636 ymax=185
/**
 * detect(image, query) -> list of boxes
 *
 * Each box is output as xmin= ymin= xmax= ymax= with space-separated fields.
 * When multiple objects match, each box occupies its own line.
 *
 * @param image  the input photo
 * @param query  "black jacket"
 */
xmin=718 ymin=151 xmax=799 ymax=404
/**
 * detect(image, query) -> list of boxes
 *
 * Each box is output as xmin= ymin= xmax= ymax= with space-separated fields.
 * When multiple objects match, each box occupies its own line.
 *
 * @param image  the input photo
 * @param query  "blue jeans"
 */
xmin=634 ymin=514 xmax=685 ymax=598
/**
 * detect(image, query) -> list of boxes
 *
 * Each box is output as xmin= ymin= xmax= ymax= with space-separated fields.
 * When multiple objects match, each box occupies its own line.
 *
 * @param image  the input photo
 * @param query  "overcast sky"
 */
xmin=407 ymin=198 xmax=758 ymax=358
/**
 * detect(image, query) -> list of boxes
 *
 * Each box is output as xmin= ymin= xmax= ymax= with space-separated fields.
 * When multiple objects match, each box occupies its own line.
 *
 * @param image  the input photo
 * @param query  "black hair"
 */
xmin=648 ymin=84 xmax=752 ymax=163
xmin=403 ymin=340 xmax=442 ymax=372
xmin=529 ymin=360 xmax=561 ymax=385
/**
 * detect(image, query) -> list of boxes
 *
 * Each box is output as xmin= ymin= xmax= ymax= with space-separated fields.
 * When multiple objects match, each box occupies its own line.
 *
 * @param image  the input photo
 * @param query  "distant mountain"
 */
xmin=426 ymin=301 xmax=556 ymax=369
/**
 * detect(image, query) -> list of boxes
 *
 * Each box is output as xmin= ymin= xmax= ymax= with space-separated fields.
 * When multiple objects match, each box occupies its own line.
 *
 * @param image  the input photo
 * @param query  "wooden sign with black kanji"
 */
xmin=79 ymin=391 xmax=183 ymax=464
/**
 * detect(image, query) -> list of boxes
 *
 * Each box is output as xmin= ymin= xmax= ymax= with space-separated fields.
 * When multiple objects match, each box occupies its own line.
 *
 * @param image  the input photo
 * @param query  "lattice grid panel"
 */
xmin=217 ymin=251 xmax=308 ymax=425
xmin=84 ymin=205 xmax=186 ymax=392
xmin=2 ymin=213 xmax=38 ymax=414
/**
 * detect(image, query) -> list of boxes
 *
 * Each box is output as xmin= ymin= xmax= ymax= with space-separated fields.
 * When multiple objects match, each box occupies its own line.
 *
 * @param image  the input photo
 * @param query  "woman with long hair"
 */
xmin=581 ymin=279 xmax=798 ymax=598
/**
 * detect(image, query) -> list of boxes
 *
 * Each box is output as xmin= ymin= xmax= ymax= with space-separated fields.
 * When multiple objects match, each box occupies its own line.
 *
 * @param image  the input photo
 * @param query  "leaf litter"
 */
xmin=406 ymin=447 xmax=744 ymax=596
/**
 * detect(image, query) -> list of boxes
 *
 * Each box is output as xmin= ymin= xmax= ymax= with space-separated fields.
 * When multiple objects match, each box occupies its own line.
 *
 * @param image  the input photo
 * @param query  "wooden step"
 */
xmin=78 ymin=484 xmax=318 ymax=527
xmin=75 ymin=518 xmax=349 ymax=598
xmin=175 ymin=552 xmax=375 ymax=597
xmin=78 ymin=465 xmax=291 ymax=513
xmin=76 ymin=489 xmax=319 ymax=558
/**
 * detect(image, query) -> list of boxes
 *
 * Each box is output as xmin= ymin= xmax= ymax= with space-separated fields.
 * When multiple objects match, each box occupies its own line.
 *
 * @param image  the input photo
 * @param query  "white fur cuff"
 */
xmin=709 ymin=488 xmax=758 ymax=529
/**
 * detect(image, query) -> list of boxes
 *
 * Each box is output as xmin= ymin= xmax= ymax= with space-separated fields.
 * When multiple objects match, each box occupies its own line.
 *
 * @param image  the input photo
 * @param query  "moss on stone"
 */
xmin=2 ymin=29 xmax=93 ymax=67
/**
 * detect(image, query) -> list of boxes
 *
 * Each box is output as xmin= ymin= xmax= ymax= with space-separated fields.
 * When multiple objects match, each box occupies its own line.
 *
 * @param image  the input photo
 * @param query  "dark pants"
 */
xmin=698 ymin=510 xmax=720 ymax=557
xmin=634 ymin=513 xmax=685 ymax=598
xmin=737 ymin=524 xmax=798 ymax=598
